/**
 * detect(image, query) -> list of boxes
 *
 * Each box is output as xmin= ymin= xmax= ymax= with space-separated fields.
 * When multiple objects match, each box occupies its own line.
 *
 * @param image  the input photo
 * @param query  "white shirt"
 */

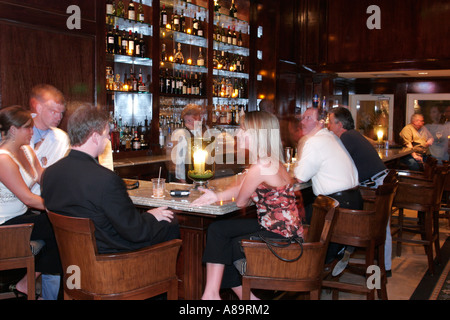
xmin=0 ymin=146 xmax=39 ymax=224
xmin=294 ymin=128 xmax=359 ymax=196
xmin=30 ymin=127 xmax=70 ymax=195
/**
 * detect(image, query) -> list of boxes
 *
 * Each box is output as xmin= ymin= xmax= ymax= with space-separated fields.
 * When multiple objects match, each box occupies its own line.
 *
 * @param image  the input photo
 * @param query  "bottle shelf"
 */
xmin=214 ymin=12 xmax=249 ymax=35
xmin=107 ymin=90 xmax=151 ymax=94
xmin=161 ymin=28 xmax=207 ymax=48
xmin=160 ymin=61 xmax=207 ymax=73
xmin=213 ymin=41 xmax=249 ymax=57
xmin=213 ymin=68 xmax=248 ymax=79
xmin=107 ymin=53 xmax=153 ymax=66
xmin=107 ymin=14 xmax=153 ymax=37
xmin=161 ymin=0 xmax=208 ymax=21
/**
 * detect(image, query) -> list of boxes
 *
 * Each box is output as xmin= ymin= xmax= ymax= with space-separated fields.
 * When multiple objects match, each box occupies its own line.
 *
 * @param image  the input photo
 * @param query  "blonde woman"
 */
xmin=192 ymin=111 xmax=304 ymax=300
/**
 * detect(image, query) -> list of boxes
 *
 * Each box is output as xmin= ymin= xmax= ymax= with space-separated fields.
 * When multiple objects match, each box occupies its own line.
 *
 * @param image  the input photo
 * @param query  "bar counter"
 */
xmin=127 ymin=175 xmax=312 ymax=300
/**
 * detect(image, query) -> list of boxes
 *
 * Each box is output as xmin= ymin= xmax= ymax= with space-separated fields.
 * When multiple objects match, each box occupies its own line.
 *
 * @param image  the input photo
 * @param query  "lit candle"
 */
xmin=377 ymin=130 xmax=383 ymax=142
xmin=186 ymin=28 xmax=192 ymax=34
xmin=193 ymin=149 xmax=207 ymax=174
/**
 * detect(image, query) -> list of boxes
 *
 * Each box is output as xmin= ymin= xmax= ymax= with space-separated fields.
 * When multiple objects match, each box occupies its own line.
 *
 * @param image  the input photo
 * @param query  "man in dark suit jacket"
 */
xmin=42 ymin=103 xmax=179 ymax=254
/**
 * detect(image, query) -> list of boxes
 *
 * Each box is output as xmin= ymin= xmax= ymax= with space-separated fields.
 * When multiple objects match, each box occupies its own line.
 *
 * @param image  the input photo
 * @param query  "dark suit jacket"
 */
xmin=42 ymin=150 xmax=173 ymax=253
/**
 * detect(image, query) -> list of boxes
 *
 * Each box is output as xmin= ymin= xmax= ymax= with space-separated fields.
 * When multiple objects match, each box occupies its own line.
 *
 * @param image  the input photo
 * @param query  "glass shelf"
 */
xmin=213 ymin=68 xmax=249 ymax=79
xmin=107 ymin=54 xmax=153 ymax=67
xmin=160 ymin=61 xmax=208 ymax=74
xmin=107 ymin=90 xmax=151 ymax=95
xmin=161 ymin=0 xmax=209 ymax=22
xmin=107 ymin=14 xmax=153 ymax=37
xmin=213 ymin=41 xmax=249 ymax=57
xmin=213 ymin=97 xmax=248 ymax=104
xmin=214 ymin=12 xmax=249 ymax=34
xmin=160 ymin=28 xmax=207 ymax=48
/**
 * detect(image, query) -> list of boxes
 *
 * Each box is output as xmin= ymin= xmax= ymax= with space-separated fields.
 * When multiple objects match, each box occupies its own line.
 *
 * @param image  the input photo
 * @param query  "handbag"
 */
xmin=252 ymin=231 xmax=304 ymax=262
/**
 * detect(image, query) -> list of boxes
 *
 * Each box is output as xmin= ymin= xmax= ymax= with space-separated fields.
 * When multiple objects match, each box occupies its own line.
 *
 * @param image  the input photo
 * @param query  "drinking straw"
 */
xmin=158 ymin=167 xmax=161 ymax=188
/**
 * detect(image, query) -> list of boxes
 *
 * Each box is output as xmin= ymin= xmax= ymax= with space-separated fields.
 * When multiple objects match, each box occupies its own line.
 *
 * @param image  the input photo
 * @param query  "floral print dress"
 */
xmin=251 ymin=183 xmax=304 ymax=238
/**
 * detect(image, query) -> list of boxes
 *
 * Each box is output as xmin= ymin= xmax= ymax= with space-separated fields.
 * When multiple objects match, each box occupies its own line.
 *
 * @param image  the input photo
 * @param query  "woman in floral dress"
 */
xmin=192 ymin=111 xmax=304 ymax=300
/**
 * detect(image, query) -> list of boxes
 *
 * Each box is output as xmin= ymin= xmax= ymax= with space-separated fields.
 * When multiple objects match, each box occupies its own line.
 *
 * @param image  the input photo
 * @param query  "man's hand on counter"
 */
xmin=147 ymin=206 xmax=175 ymax=222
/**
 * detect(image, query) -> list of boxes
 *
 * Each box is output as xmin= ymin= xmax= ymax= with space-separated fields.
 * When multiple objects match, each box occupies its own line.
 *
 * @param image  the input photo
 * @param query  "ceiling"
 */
xmin=337 ymin=69 xmax=450 ymax=79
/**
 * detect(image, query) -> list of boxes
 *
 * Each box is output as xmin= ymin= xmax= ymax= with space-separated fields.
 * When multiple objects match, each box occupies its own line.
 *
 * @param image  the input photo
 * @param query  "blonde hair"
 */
xmin=181 ymin=104 xmax=202 ymax=119
xmin=242 ymin=111 xmax=284 ymax=163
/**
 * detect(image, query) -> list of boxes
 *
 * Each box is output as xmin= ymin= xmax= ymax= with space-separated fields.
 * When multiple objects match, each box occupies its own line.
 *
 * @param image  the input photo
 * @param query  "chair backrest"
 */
xmin=241 ymin=195 xmax=339 ymax=281
xmin=0 ymin=223 xmax=34 ymax=260
xmin=47 ymin=211 xmax=182 ymax=299
xmin=395 ymin=164 xmax=448 ymax=210
xmin=307 ymin=195 xmax=340 ymax=243
xmin=332 ymin=181 xmax=398 ymax=246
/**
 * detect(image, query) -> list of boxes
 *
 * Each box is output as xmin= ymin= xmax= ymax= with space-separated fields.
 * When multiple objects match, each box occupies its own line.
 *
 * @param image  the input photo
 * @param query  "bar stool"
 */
xmin=392 ymin=164 xmax=448 ymax=275
xmin=322 ymin=181 xmax=398 ymax=300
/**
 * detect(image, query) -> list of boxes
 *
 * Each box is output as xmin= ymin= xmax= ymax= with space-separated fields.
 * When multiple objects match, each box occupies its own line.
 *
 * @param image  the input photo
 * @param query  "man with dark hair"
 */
xmin=328 ymin=106 xmax=391 ymax=277
xmin=42 ymin=103 xmax=180 ymax=254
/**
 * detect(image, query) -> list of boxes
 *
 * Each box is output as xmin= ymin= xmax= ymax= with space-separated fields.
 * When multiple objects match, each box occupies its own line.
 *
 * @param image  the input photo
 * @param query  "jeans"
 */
xmin=41 ymin=274 xmax=61 ymax=300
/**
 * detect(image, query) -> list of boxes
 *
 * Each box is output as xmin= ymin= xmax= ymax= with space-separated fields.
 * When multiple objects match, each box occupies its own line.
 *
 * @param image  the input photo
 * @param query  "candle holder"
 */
xmin=187 ymin=139 xmax=215 ymax=189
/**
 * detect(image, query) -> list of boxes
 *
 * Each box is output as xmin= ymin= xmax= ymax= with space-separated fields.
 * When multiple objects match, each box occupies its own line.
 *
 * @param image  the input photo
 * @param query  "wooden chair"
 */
xmin=391 ymin=164 xmax=448 ymax=275
xmin=240 ymin=195 xmax=339 ymax=300
xmin=0 ymin=223 xmax=35 ymax=300
xmin=47 ymin=211 xmax=182 ymax=300
xmin=438 ymin=161 xmax=450 ymax=227
xmin=322 ymin=181 xmax=398 ymax=300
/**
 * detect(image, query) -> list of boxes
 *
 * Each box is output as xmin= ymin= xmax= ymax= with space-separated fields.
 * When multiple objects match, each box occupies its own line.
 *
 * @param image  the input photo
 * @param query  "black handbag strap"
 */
xmin=257 ymin=231 xmax=304 ymax=262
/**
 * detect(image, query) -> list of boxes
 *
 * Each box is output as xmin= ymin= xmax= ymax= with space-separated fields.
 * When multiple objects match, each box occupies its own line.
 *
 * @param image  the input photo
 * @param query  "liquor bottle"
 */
xmin=215 ymin=23 xmax=221 ymax=42
xmin=138 ymin=33 xmax=146 ymax=57
xmin=180 ymin=10 xmax=185 ymax=33
xmin=229 ymin=0 xmax=238 ymax=18
xmin=160 ymin=4 xmax=168 ymax=28
xmin=160 ymin=69 xmax=166 ymax=93
xmin=116 ymin=0 xmax=125 ymax=18
xmin=173 ymin=10 xmax=180 ymax=31
xmin=238 ymin=31 xmax=243 ymax=46
xmin=174 ymin=43 xmax=184 ymax=64
xmin=138 ymin=69 xmax=147 ymax=91
xmin=221 ymin=24 xmax=227 ymax=43
xmin=197 ymin=17 xmax=204 ymax=37
xmin=140 ymin=134 xmax=148 ymax=149
xmin=232 ymin=27 xmax=237 ymax=46
xmin=171 ymin=70 xmax=176 ymax=94
xmin=128 ymin=2 xmax=136 ymax=20
xmin=182 ymin=72 xmax=187 ymax=95
xmin=106 ymin=0 xmax=115 ymax=16
xmin=192 ymin=13 xmax=199 ymax=36
xmin=107 ymin=26 xmax=115 ymax=54
xmin=114 ymin=26 xmax=122 ymax=54
xmin=137 ymin=0 xmax=144 ymax=22
xmin=165 ymin=69 xmax=172 ymax=94
xmin=227 ymin=26 xmax=232 ymax=45
xmin=161 ymin=43 xmax=167 ymax=63
xmin=132 ymin=130 xmax=141 ymax=150
xmin=121 ymin=30 xmax=128 ymax=55
xmin=134 ymin=32 xmax=141 ymax=57
xmin=127 ymin=30 xmax=134 ymax=56
xmin=197 ymin=47 xmax=205 ymax=67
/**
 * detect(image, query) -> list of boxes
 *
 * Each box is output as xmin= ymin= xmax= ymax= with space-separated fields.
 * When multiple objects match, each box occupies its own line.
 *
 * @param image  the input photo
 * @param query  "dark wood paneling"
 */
xmin=324 ymin=0 xmax=450 ymax=71
xmin=0 ymin=0 xmax=104 ymax=131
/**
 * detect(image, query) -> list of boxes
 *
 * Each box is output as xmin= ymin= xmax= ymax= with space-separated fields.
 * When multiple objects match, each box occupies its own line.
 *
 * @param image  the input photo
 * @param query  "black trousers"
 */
xmin=2 ymin=210 xmax=62 ymax=274
xmin=307 ymin=187 xmax=364 ymax=264
xmin=202 ymin=219 xmax=285 ymax=289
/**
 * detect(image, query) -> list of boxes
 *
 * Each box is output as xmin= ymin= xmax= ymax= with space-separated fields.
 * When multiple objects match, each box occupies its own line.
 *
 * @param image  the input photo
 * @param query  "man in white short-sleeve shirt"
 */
xmin=294 ymin=107 xmax=362 ymax=264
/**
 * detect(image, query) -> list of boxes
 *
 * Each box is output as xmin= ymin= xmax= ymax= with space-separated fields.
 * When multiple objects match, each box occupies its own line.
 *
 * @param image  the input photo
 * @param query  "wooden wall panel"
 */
xmin=0 ymin=0 xmax=104 ymax=130
xmin=324 ymin=0 xmax=450 ymax=70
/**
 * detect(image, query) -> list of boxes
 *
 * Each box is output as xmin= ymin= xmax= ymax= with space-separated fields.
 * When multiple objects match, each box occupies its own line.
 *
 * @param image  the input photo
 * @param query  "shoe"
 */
xmin=331 ymin=247 xmax=354 ymax=277
xmin=30 ymin=240 xmax=45 ymax=256
xmin=386 ymin=270 xmax=392 ymax=278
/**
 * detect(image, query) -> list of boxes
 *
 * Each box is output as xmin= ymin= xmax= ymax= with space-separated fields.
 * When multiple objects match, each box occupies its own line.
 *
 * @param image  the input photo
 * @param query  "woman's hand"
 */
xmin=190 ymin=188 xmax=219 ymax=206
xmin=147 ymin=206 xmax=175 ymax=222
